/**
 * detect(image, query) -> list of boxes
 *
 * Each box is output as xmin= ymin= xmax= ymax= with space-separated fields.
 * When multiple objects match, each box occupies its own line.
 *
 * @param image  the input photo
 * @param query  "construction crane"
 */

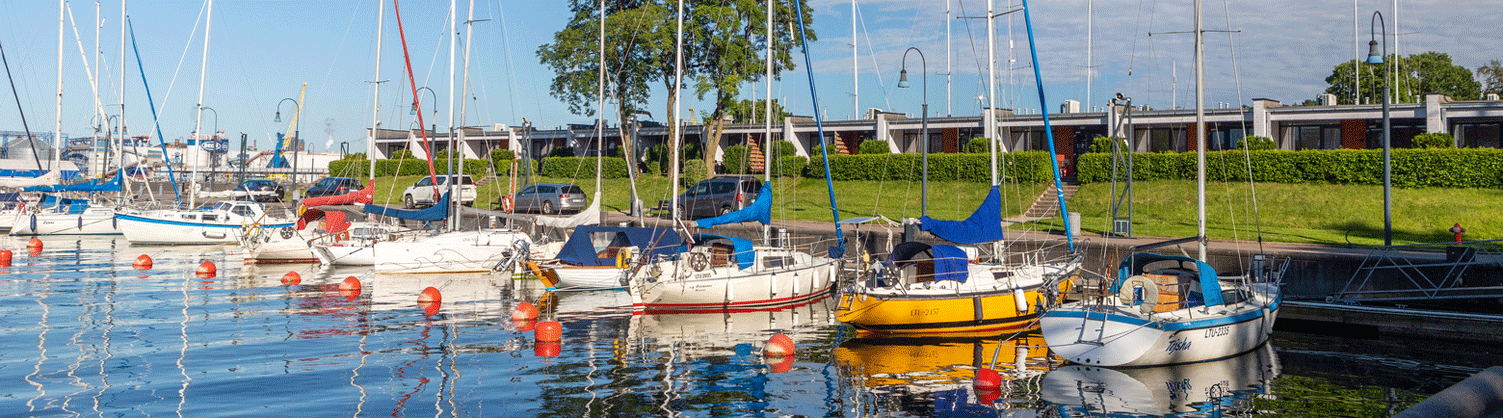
xmin=268 ymin=83 xmax=306 ymax=168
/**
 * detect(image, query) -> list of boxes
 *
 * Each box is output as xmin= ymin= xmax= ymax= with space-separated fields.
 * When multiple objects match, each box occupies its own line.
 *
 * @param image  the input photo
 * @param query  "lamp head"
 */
xmin=897 ymin=69 xmax=909 ymax=89
xmin=273 ymin=111 xmax=281 ymax=123
xmin=409 ymin=103 xmax=419 ymax=115
xmin=1365 ymin=39 xmax=1383 ymax=65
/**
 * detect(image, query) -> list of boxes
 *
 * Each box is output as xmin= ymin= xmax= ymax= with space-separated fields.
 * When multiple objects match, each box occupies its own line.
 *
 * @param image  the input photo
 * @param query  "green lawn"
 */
xmin=360 ymin=174 xmax=1501 ymax=246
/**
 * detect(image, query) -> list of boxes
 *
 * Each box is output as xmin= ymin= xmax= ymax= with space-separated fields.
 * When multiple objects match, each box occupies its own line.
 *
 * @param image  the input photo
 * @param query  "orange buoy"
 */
xmin=767 ymin=355 xmax=794 ymax=374
xmin=419 ymin=300 xmax=441 ymax=316
xmin=418 ymin=287 xmax=442 ymax=303
xmin=26 ymin=238 xmax=41 ymax=250
xmin=973 ymin=368 xmax=1002 ymax=390
xmin=513 ymin=319 xmax=537 ymax=332
xmin=196 ymin=261 xmax=217 ymax=278
xmin=512 ymin=302 xmax=539 ymax=321
xmin=338 ymin=276 xmax=363 ymax=299
xmin=534 ymin=341 xmax=561 ymax=358
xmin=975 ymin=388 xmax=1001 ymax=406
xmin=0 ymin=249 xmax=11 ymax=267
xmin=763 ymin=333 xmax=795 ymax=357
xmin=534 ymin=320 xmax=563 ymax=342
xmin=280 ymin=271 xmax=301 ymax=285
xmin=133 ymin=254 xmax=152 ymax=270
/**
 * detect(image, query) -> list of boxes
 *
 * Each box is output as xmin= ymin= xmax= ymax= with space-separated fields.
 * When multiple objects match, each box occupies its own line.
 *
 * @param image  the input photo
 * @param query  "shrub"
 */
xmin=1073 ymin=148 xmax=1503 ymax=188
xmin=771 ymin=155 xmax=807 ymax=178
xmin=539 ymin=157 xmax=631 ymax=179
xmin=644 ymin=144 xmax=671 ymax=175
xmin=546 ymin=146 xmax=575 ymax=158
xmin=327 ymin=159 xmax=368 ymax=178
xmin=804 ymin=151 xmax=1055 ymax=183
xmin=343 ymin=153 xmax=366 ymax=160
xmin=722 ymin=145 xmax=751 ymax=174
xmin=390 ymin=149 xmax=414 ymax=159
xmin=681 ymin=159 xmax=708 ymax=186
xmin=769 ymin=140 xmax=798 ymax=159
xmin=964 ymin=137 xmax=990 ymax=154
xmin=1088 ymin=136 xmax=1122 ymax=153
xmin=1412 ymin=132 xmax=1454 ymax=149
xmin=858 ymin=140 xmax=891 ymax=154
xmin=1237 ymin=136 xmax=1277 ymax=150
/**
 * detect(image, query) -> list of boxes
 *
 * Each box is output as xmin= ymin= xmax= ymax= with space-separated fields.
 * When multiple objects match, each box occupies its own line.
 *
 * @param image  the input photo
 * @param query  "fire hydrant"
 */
xmin=1450 ymin=223 xmax=1466 ymax=243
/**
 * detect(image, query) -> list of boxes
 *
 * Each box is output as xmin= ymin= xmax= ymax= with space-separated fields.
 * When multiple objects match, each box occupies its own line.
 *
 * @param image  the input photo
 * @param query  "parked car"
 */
xmin=402 ymin=175 xmax=477 ymax=208
xmin=304 ymin=177 xmax=364 ymax=198
xmin=675 ymin=176 xmax=762 ymax=219
xmin=511 ymin=183 xmax=587 ymax=214
xmin=234 ymin=179 xmax=284 ymax=202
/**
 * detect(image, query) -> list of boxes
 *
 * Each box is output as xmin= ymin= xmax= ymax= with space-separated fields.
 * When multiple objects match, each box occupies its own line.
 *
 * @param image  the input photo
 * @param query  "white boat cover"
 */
xmin=0 ymin=171 xmax=61 ymax=189
xmin=533 ymin=196 xmax=600 ymax=229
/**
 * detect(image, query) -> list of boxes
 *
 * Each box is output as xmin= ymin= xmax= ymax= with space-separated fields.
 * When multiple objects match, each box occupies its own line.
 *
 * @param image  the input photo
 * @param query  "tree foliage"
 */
xmin=1323 ymin=51 xmax=1481 ymax=104
xmin=722 ymin=98 xmax=789 ymax=124
xmin=1479 ymin=59 xmax=1503 ymax=96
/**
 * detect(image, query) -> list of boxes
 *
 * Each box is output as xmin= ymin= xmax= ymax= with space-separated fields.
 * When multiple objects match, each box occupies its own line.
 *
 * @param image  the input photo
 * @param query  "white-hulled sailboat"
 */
xmin=1039 ymin=0 xmax=1284 ymax=367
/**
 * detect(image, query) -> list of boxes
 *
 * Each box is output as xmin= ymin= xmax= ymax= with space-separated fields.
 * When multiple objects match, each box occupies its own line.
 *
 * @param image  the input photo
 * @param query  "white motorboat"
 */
xmin=116 ymin=201 xmax=293 ymax=245
xmin=1041 ymin=342 xmax=1280 ymax=415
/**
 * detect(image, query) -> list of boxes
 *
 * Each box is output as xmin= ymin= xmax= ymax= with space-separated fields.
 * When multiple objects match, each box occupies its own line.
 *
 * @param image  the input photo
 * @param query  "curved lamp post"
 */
xmin=1366 ymin=11 xmax=1392 ymax=246
xmin=275 ymin=97 xmax=300 ymax=187
xmin=898 ymin=46 xmax=928 ymax=216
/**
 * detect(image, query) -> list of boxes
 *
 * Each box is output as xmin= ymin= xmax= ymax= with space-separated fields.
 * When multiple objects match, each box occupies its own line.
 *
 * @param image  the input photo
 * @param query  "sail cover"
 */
xmin=889 ymin=242 xmax=970 ymax=283
xmin=23 ymin=171 xmax=123 ymax=193
xmin=0 ymin=171 xmax=62 ymax=189
xmin=695 ymin=184 xmax=773 ymax=229
xmin=302 ymin=180 xmax=374 ymax=207
xmin=363 ymin=192 xmax=449 ymax=222
xmin=553 ymin=225 xmax=682 ymax=267
xmin=918 ymin=185 xmax=1004 ymax=244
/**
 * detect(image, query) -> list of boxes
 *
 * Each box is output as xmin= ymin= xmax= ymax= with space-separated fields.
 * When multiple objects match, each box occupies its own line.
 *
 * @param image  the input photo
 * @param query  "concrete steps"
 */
xmin=1023 ymin=178 xmax=1079 ymax=218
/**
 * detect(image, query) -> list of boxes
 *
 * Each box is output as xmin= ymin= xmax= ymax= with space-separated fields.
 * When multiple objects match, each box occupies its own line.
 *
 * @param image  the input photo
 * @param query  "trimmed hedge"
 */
xmin=858 ymin=140 xmax=891 ymax=154
xmin=1075 ymin=148 xmax=1503 ymax=188
xmin=805 ymin=151 xmax=1056 ymax=183
xmin=539 ymin=157 xmax=631 ymax=179
xmin=723 ymin=145 xmax=751 ymax=174
xmin=329 ymin=158 xmax=490 ymax=178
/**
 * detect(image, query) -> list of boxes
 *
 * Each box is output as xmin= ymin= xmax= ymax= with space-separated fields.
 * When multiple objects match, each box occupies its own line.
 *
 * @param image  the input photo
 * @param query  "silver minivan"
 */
xmin=513 ymin=183 xmax=587 ymax=214
xmin=676 ymin=176 xmax=762 ymax=219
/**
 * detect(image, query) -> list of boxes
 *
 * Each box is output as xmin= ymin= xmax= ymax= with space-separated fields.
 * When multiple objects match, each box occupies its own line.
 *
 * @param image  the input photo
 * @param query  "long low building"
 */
xmin=369 ymin=93 xmax=1503 ymax=175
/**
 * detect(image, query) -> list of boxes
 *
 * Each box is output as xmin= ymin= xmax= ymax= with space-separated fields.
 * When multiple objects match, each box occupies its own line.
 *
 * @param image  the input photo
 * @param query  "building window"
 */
xmin=1149 ymin=128 xmax=1180 ymax=152
xmin=1457 ymin=122 xmax=1501 ymax=148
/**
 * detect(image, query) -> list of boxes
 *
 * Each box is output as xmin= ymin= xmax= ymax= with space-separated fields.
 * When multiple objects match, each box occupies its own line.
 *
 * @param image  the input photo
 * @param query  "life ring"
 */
xmin=615 ymin=248 xmax=632 ymax=269
xmin=1116 ymin=275 xmax=1158 ymax=314
xmin=501 ymin=195 xmax=515 ymax=213
xmin=336 ymin=231 xmax=351 ymax=241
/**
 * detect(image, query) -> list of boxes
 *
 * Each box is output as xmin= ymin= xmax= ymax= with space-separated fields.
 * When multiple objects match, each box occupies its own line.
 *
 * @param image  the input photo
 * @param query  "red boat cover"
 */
xmin=301 ymin=179 xmax=374 ymax=207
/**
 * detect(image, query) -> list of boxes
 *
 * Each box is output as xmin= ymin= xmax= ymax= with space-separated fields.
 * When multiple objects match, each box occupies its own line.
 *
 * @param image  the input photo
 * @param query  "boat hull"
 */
xmin=548 ymin=265 xmax=627 ymax=290
xmin=10 ymin=209 xmax=121 ymax=235
xmin=373 ymin=229 xmax=533 ymax=274
xmin=630 ymin=251 xmax=837 ymax=313
xmin=313 ymin=244 xmax=375 ymax=266
xmin=834 ymin=259 xmax=1078 ymax=336
xmin=1041 ymin=283 xmax=1280 ymax=367
xmin=117 ymin=211 xmax=293 ymax=245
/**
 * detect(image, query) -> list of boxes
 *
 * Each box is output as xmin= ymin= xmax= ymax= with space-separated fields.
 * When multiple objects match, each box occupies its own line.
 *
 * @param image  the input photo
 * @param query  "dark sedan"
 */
xmin=235 ymin=179 xmax=285 ymax=202
xmin=305 ymin=177 xmax=364 ymax=198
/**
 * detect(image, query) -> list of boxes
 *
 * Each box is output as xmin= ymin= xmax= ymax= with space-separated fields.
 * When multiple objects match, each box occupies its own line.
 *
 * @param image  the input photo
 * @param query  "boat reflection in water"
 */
xmin=833 ymin=333 xmax=1051 ymax=415
xmin=1041 ymin=343 xmax=1280 ymax=415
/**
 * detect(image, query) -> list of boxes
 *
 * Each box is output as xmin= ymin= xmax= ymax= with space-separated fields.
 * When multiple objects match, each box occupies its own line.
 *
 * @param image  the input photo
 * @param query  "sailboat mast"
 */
xmin=446 ymin=0 xmax=457 ymax=231
xmin=190 ymin=0 xmax=214 ymax=208
xmin=762 ymin=0 xmax=772 ymax=245
xmin=457 ymin=0 xmax=478 ymax=231
xmin=119 ymin=0 xmax=129 ymax=197
xmin=669 ymin=0 xmax=682 ymax=222
xmin=1194 ymin=0 xmax=1206 ymax=260
xmin=54 ymin=0 xmax=64 ymax=173
xmin=368 ymin=0 xmax=383 ymax=183
xmin=593 ymin=0 xmax=605 ymax=226
xmin=986 ymin=0 xmax=997 ymax=186
xmin=94 ymin=1 xmax=102 ymax=179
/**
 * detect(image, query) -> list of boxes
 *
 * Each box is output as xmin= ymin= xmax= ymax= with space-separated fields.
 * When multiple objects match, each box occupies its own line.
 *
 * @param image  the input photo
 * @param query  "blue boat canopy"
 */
xmin=918 ymin=185 xmax=1004 ymax=244
xmin=363 ymin=193 xmax=449 ymax=222
xmin=695 ymin=184 xmax=773 ymax=229
xmin=24 ymin=171 xmax=122 ymax=193
xmin=688 ymin=233 xmax=756 ymax=270
xmin=554 ymin=225 xmax=683 ymax=267
xmin=39 ymin=195 xmax=90 ymax=214
xmin=889 ymin=241 xmax=970 ymax=283
xmin=1116 ymin=253 xmax=1226 ymax=307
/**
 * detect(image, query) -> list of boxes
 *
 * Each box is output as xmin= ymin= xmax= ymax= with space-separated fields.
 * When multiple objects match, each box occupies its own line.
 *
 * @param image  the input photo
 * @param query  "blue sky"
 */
xmin=0 ymin=0 xmax=1496 ymax=153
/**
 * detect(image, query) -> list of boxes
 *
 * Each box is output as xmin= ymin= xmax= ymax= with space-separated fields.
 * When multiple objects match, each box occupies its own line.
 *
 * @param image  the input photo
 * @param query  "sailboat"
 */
xmin=1041 ymin=343 xmax=1280 ymax=415
xmin=622 ymin=0 xmax=841 ymax=313
xmin=1038 ymin=0 xmax=1284 ymax=367
xmin=832 ymin=0 xmax=1079 ymax=336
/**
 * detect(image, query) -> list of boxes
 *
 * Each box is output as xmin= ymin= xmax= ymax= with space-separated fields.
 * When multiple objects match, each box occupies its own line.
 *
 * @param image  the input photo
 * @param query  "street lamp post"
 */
xmin=898 ymin=47 xmax=928 ymax=217
xmin=1366 ymin=11 xmax=1392 ymax=246
xmin=200 ymin=106 xmax=218 ymax=188
xmin=274 ymin=97 xmax=301 ymax=190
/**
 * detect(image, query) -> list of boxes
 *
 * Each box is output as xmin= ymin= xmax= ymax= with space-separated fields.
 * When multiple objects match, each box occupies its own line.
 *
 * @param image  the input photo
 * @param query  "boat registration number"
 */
xmin=1204 ymin=326 xmax=1229 ymax=338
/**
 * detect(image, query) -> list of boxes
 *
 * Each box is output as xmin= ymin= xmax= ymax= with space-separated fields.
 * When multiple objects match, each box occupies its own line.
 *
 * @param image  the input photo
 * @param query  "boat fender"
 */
xmin=615 ymin=248 xmax=632 ymax=269
xmin=1117 ymin=275 xmax=1158 ymax=314
xmin=29 ymin=214 xmax=36 ymax=232
xmin=77 ymin=216 xmax=83 ymax=230
xmin=1012 ymin=286 xmax=1028 ymax=312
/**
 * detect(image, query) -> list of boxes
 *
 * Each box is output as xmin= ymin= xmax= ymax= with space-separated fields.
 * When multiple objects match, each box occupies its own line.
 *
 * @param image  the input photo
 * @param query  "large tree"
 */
xmin=537 ymin=0 xmax=814 ymax=175
xmin=1323 ymin=51 xmax=1480 ymax=104
xmin=1479 ymin=59 xmax=1503 ymax=96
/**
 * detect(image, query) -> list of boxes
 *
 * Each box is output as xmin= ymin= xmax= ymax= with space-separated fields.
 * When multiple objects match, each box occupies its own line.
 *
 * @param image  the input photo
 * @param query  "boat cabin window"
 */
xmin=762 ymin=255 xmax=793 ymax=268
xmin=589 ymin=232 xmax=631 ymax=255
xmin=183 ymin=214 xmax=198 ymax=221
xmin=709 ymin=243 xmax=735 ymax=267
xmin=201 ymin=214 xmax=218 ymax=221
xmin=214 ymin=202 xmax=232 ymax=211
xmin=991 ymin=271 xmax=1013 ymax=280
xmin=231 ymin=205 xmax=255 ymax=217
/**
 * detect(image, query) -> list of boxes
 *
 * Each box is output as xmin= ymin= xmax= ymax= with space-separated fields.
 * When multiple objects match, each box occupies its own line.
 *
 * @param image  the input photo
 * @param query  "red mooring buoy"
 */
xmin=513 ymin=319 xmax=537 ymax=332
xmin=973 ymin=368 xmax=1002 ymax=390
xmin=0 ymin=249 xmax=12 ymax=267
xmin=281 ymin=271 xmax=301 ymax=285
xmin=534 ymin=321 xmax=563 ymax=342
xmin=26 ymin=238 xmax=42 ymax=251
xmin=418 ymin=287 xmax=442 ymax=303
xmin=764 ymin=333 xmax=796 ymax=357
xmin=534 ymin=341 xmax=561 ymax=358
xmin=338 ymin=276 xmax=362 ymax=299
xmin=512 ymin=302 xmax=539 ymax=321
xmin=196 ymin=261 xmax=217 ymax=278
xmin=133 ymin=254 xmax=152 ymax=270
